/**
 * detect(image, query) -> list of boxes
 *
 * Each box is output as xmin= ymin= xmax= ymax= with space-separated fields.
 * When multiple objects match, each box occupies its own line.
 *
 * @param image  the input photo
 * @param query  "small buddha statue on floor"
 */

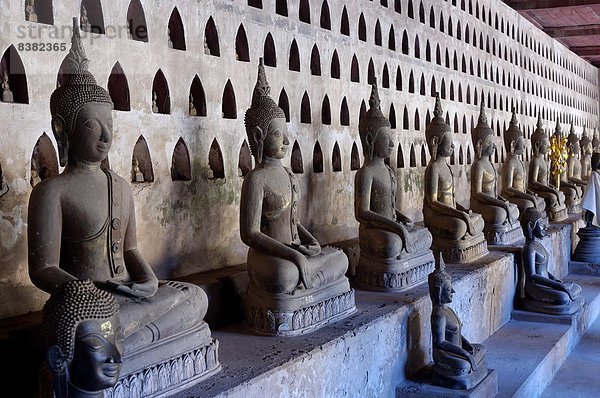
xmin=240 ymin=58 xmax=355 ymax=336
xmin=470 ymin=105 xmax=522 ymax=245
xmin=354 ymin=82 xmax=434 ymax=291
xmin=528 ymin=116 xmax=567 ymax=221
xmin=151 ymin=91 xmax=159 ymax=113
xmin=501 ymin=110 xmax=546 ymax=216
xmin=44 ymin=280 xmax=123 ymax=398
xmin=189 ymin=93 xmax=197 ymax=116
xmin=80 ymin=5 xmax=91 ymax=32
xmin=423 ymin=95 xmax=487 ymax=263
xmin=2 ymin=70 xmax=14 ymax=103
xmin=580 ymin=128 xmax=593 ymax=182
xmin=519 ymin=207 xmax=583 ymax=315
xmin=25 ymin=0 xmax=38 ymax=23
xmin=28 ymin=19 xmax=219 ymax=397
xmin=131 ymin=156 xmax=144 ymax=182
xmin=560 ymin=123 xmax=585 ymax=213
xmin=429 ymin=254 xmax=488 ymax=389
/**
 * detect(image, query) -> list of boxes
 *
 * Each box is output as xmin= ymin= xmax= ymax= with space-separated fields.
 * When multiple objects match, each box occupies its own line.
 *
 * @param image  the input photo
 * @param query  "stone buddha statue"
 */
xmin=44 ymin=280 xmax=123 ymax=398
xmin=519 ymin=208 xmax=583 ymax=315
xmin=80 ymin=5 xmax=91 ymax=32
xmin=151 ymin=91 xmax=159 ymax=113
xmin=559 ymin=123 xmax=585 ymax=213
xmin=354 ymin=82 xmax=434 ymax=291
xmin=429 ymin=254 xmax=488 ymax=389
xmin=501 ymin=110 xmax=546 ymax=217
xmin=25 ymin=0 xmax=38 ymax=23
xmin=2 ymin=70 xmax=14 ymax=103
xmin=528 ymin=116 xmax=567 ymax=221
xmin=189 ymin=93 xmax=197 ymax=116
xmin=470 ymin=105 xmax=522 ymax=244
xmin=28 ymin=19 xmax=219 ymax=397
xmin=580 ymin=128 xmax=593 ymax=182
xmin=240 ymin=58 xmax=355 ymax=336
xmin=423 ymin=95 xmax=487 ymax=263
xmin=0 ymin=162 xmax=8 ymax=198
xmin=593 ymin=129 xmax=599 ymax=153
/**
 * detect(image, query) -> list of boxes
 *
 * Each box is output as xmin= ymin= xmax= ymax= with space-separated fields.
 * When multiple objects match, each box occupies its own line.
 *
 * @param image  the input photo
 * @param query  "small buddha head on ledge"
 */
xmin=428 ymin=253 xmax=453 ymax=306
xmin=580 ymin=128 xmax=592 ymax=157
xmin=44 ymin=279 xmax=122 ymax=397
xmin=358 ymin=80 xmax=393 ymax=162
xmin=504 ymin=108 xmax=524 ymax=156
xmin=521 ymin=207 xmax=547 ymax=241
xmin=531 ymin=115 xmax=549 ymax=156
xmin=472 ymin=103 xmax=495 ymax=160
xmin=50 ymin=18 xmax=113 ymax=167
xmin=244 ymin=58 xmax=288 ymax=164
xmin=425 ymin=94 xmax=453 ymax=160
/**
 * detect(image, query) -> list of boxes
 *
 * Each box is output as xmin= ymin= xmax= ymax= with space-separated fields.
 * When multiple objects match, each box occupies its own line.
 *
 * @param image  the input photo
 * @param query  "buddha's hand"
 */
xmin=105 ymin=278 xmax=158 ymax=298
xmin=467 ymin=353 xmax=478 ymax=372
xmin=294 ymin=242 xmax=322 ymax=257
xmin=294 ymin=254 xmax=313 ymax=290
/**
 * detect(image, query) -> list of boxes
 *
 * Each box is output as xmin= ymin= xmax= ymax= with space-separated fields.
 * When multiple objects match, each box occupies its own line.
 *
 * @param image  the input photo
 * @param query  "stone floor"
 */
xmin=541 ymin=316 xmax=600 ymax=398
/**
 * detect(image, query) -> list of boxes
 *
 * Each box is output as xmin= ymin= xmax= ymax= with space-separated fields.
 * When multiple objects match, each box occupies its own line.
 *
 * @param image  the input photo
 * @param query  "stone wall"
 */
xmin=0 ymin=0 xmax=598 ymax=319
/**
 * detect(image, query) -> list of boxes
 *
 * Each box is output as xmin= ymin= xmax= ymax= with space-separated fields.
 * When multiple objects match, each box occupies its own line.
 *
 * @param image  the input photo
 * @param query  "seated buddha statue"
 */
xmin=560 ymin=123 xmax=585 ymax=213
xmin=470 ymin=105 xmax=522 ymax=245
xmin=501 ymin=110 xmax=546 ymax=216
xmin=579 ymin=128 xmax=592 ymax=182
xmin=354 ymin=82 xmax=434 ymax=291
xmin=593 ymin=129 xmax=600 ymax=153
xmin=429 ymin=254 xmax=488 ymax=389
xmin=519 ymin=208 xmax=583 ymax=315
xmin=44 ymin=280 xmax=123 ymax=398
xmin=423 ymin=95 xmax=487 ymax=263
xmin=528 ymin=116 xmax=567 ymax=221
xmin=28 ymin=19 xmax=219 ymax=397
xmin=240 ymin=59 xmax=355 ymax=336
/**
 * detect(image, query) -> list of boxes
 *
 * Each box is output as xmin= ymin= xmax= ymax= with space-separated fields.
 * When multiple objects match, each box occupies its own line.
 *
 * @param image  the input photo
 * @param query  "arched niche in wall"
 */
xmin=238 ymin=140 xmax=252 ymax=177
xmin=108 ymin=62 xmax=130 ymax=111
xmin=340 ymin=97 xmax=349 ymax=126
xmin=171 ymin=137 xmax=191 ymax=181
xmin=274 ymin=88 xmax=289 ymax=122
xmin=420 ymin=144 xmax=427 ymax=166
xmin=396 ymin=67 xmax=402 ymax=90
xmin=395 ymin=0 xmax=402 ymax=13
xmin=168 ymin=7 xmax=186 ymax=50
xmin=351 ymin=142 xmax=361 ymax=170
xmin=204 ymin=17 xmax=220 ymax=56
xmin=340 ymin=6 xmax=350 ymax=36
xmin=81 ymin=0 xmax=105 ymax=34
xmin=30 ymin=133 xmax=58 ymax=187
xmin=152 ymin=69 xmax=170 ymax=114
xmin=358 ymin=13 xmax=366 ymax=41
xmin=131 ymin=135 xmax=154 ymax=183
xmin=389 ymin=104 xmax=396 ymax=129
xmin=359 ymin=100 xmax=367 ymax=122
xmin=126 ymin=0 xmax=148 ymax=42
xmin=459 ymin=145 xmax=464 ymax=165
xmin=332 ymin=142 xmax=342 ymax=172
xmin=414 ymin=110 xmax=421 ymax=131
xmin=467 ymin=146 xmax=472 ymax=164
xmin=321 ymin=95 xmax=331 ymax=125
xmin=367 ymin=59 xmax=375 ymax=84
xmin=408 ymin=71 xmax=414 ymax=93
xmin=208 ymin=138 xmax=225 ymax=180
xmin=331 ymin=50 xmax=340 ymax=79
xmin=289 ymin=39 xmax=300 ymax=72
xmin=382 ymin=64 xmax=390 ymax=88
xmin=276 ymin=0 xmax=288 ymax=16
xmin=291 ymin=141 xmax=304 ymax=173
xmin=375 ymin=19 xmax=382 ymax=46
xmin=403 ymin=106 xmax=409 ymax=130
xmin=419 ymin=73 xmax=425 ymax=95
xmin=264 ymin=33 xmax=276 ymax=67
xmin=25 ymin=0 xmax=53 ymax=25
xmin=388 ymin=26 xmax=396 ymax=50
xmin=409 ymin=144 xmax=416 ymax=167
xmin=313 ymin=141 xmax=323 ymax=173
xmin=351 ymin=55 xmax=360 ymax=82
xmin=299 ymin=0 xmax=311 ymax=24
xmin=222 ymin=80 xmax=236 ymax=119
xmin=300 ymin=92 xmax=311 ymax=123
xmin=397 ymin=144 xmax=404 ymax=168
xmin=248 ymin=0 xmax=262 ymax=8
xmin=310 ymin=44 xmax=321 ymax=76
xmin=0 ymin=45 xmax=28 ymax=104
xmin=189 ymin=75 xmax=207 ymax=117
xmin=402 ymin=31 xmax=409 ymax=55
xmin=235 ymin=24 xmax=250 ymax=62
xmin=320 ymin=0 xmax=331 ymax=30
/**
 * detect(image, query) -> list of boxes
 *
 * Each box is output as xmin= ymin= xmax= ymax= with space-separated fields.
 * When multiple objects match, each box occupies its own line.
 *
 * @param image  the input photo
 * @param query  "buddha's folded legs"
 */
xmin=472 ymin=202 xmax=509 ymax=226
xmin=537 ymin=190 xmax=564 ymax=207
xmin=359 ymin=226 xmax=404 ymax=259
xmin=525 ymin=282 xmax=573 ymax=305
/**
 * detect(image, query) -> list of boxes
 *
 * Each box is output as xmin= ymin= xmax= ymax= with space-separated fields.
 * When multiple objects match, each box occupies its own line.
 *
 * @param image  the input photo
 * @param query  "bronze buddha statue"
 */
xmin=560 ymin=123 xmax=585 ymax=213
xmin=580 ymin=128 xmax=593 ymax=182
xmin=470 ymin=105 xmax=522 ymax=244
xmin=28 ymin=19 xmax=219 ymax=397
xmin=240 ymin=59 xmax=355 ymax=336
xmin=354 ymin=82 xmax=433 ymax=290
xmin=423 ymin=95 xmax=487 ymax=263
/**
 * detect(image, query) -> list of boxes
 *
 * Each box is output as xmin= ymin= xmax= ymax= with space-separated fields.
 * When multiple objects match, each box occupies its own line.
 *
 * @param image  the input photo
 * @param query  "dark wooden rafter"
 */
xmin=544 ymin=24 xmax=600 ymax=38
xmin=505 ymin=0 xmax=600 ymax=10
xmin=569 ymin=46 xmax=600 ymax=57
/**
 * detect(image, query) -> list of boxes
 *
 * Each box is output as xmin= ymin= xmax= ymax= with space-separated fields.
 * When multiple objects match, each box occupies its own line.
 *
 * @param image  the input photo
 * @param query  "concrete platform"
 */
xmin=396 ymin=368 xmax=498 ymax=398
xmin=569 ymin=260 xmax=600 ymax=276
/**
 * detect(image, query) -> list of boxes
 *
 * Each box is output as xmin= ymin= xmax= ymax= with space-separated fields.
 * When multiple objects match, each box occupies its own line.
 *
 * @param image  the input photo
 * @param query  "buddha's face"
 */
xmin=481 ymin=135 xmax=495 ymax=158
xmin=70 ymin=315 xmax=124 ymax=391
xmin=438 ymin=133 xmax=454 ymax=158
xmin=531 ymin=217 xmax=547 ymax=239
xmin=372 ymin=127 xmax=394 ymax=159
xmin=69 ymin=103 xmax=113 ymax=164
xmin=513 ymin=137 xmax=525 ymax=155
xmin=537 ymin=137 xmax=549 ymax=155
xmin=570 ymin=141 xmax=580 ymax=155
xmin=583 ymin=142 xmax=592 ymax=155
xmin=263 ymin=118 xmax=289 ymax=160
xmin=440 ymin=280 xmax=454 ymax=304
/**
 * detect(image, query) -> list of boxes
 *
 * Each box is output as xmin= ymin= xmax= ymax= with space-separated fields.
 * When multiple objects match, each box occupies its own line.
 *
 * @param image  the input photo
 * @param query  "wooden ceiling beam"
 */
xmin=544 ymin=24 xmax=600 ymax=38
xmin=505 ymin=0 xmax=600 ymax=10
xmin=569 ymin=46 xmax=600 ymax=56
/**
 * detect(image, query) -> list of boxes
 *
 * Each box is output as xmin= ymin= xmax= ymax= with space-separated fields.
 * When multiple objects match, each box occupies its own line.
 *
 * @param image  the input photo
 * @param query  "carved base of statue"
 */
xmin=431 ymin=344 xmax=488 ymax=390
xmin=572 ymin=226 xmax=600 ymax=264
xmin=2 ymin=90 xmax=13 ymax=103
xmin=355 ymin=249 xmax=435 ymax=292
xmin=565 ymin=201 xmax=582 ymax=214
xmin=397 ymin=367 xmax=498 ymax=397
xmin=482 ymin=220 xmax=524 ymax=246
xmin=431 ymin=233 xmax=488 ymax=264
xmin=519 ymin=292 xmax=583 ymax=316
xmin=546 ymin=205 xmax=568 ymax=222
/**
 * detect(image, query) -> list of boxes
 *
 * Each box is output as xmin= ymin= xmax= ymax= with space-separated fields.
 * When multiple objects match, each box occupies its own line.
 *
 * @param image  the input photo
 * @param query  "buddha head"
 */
xmin=358 ymin=81 xmax=393 ymax=162
xmin=504 ymin=109 xmax=525 ymax=156
xmin=428 ymin=253 xmax=453 ymax=306
xmin=425 ymin=95 xmax=453 ymax=160
xmin=44 ymin=280 xmax=122 ymax=397
xmin=521 ymin=207 xmax=547 ymax=240
xmin=580 ymin=128 xmax=592 ymax=156
xmin=531 ymin=115 xmax=550 ymax=156
xmin=244 ymin=58 xmax=288 ymax=164
xmin=593 ymin=129 xmax=599 ymax=153
xmin=566 ymin=123 xmax=580 ymax=157
xmin=50 ymin=18 xmax=113 ymax=167
xmin=471 ymin=103 xmax=496 ymax=160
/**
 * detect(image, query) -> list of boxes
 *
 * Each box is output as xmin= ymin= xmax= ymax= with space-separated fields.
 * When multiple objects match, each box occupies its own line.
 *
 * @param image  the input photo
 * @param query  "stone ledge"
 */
xmin=396 ymin=368 xmax=498 ymax=398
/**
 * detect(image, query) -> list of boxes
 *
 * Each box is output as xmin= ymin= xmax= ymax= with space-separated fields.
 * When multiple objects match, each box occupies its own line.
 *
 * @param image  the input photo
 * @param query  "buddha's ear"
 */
xmin=253 ymin=126 xmax=266 ymax=146
xmin=47 ymin=345 xmax=68 ymax=398
xmin=51 ymin=115 xmax=68 ymax=167
xmin=366 ymin=132 xmax=374 ymax=147
xmin=510 ymin=140 xmax=516 ymax=153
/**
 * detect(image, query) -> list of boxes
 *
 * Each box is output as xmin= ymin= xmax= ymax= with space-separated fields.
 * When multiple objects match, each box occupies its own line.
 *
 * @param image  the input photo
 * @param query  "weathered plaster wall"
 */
xmin=0 ymin=0 xmax=598 ymax=319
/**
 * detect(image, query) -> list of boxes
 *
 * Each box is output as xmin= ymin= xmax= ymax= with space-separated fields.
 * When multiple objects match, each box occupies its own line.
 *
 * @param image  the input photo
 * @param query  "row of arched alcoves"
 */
xmin=22 ymin=0 xmax=597 ymax=86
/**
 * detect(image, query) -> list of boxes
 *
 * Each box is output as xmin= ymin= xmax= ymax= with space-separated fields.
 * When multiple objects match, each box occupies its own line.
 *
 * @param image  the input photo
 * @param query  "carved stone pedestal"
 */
xmin=355 ymin=250 xmax=435 ymax=291
xmin=518 ymin=295 xmax=584 ymax=316
xmin=396 ymin=365 xmax=497 ymax=398
xmin=245 ymin=277 xmax=356 ymax=336
xmin=547 ymin=205 xmax=568 ymax=222
xmin=566 ymin=202 xmax=582 ymax=215
xmin=483 ymin=221 xmax=524 ymax=246
xmin=106 ymin=321 xmax=220 ymax=398
xmin=511 ymin=308 xmax=582 ymax=325
xmin=432 ymin=233 xmax=488 ymax=264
